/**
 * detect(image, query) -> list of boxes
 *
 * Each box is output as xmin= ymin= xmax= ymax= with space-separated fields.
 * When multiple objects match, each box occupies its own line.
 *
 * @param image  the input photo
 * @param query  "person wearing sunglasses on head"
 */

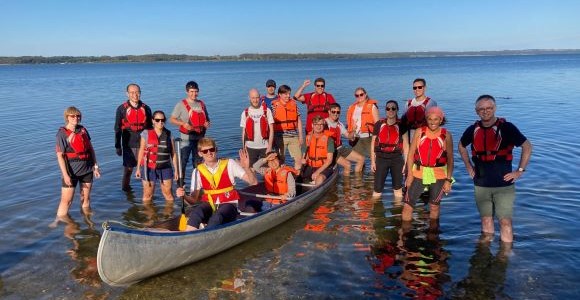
xmin=325 ymin=103 xmax=364 ymax=174
xmin=135 ymin=111 xmax=179 ymax=203
xmin=401 ymin=78 xmax=438 ymax=141
xmin=346 ymin=87 xmax=380 ymax=161
xmin=55 ymin=106 xmax=101 ymax=221
xmin=176 ymin=138 xmax=258 ymax=231
xmin=114 ymin=83 xmax=153 ymax=191
xmin=371 ymin=100 xmax=409 ymax=198
xmin=240 ymin=88 xmax=275 ymax=166
xmin=293 ymin=77 xmax=337 ymax=133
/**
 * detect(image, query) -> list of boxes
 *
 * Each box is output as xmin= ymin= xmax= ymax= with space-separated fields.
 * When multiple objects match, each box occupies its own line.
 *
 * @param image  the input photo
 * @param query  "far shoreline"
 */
xmin=1 ymin=49 xmax=579 ymax=65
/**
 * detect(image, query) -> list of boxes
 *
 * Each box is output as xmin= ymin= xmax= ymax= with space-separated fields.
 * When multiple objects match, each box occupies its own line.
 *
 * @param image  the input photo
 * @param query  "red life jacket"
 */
xmin=143 ymin=129 xmax=172 ymax=169
xmin=121 ymin=101 xmax=147 ymax=132
xmin=61 ymin=126 xmax=92 ymax=161
xmin=265 ymin=166 xmax=298 ymax=195
xmin=306 ymin=133 xmax=329 ymax=168
xmin=325 ymin=120 xmax=343 ymax=148
xmin=471 ymin=118 xmax=513 ymax=161
xmin=405 ymin=97 xmax=430 ymax=129
xmin=179 ymin=99 xmax=207 ymax=134
xmin=244 ymin=104 xmax=269 ymax=141
xmin=374 ymin=119 xmax=403 ymax=153
xmin=413 ymin=127 xmax=447 ymax=167
xmin=197 ymin=159 xmax=239 ymax=209
xmin=307 ymin=92 xmax=331 ymax=114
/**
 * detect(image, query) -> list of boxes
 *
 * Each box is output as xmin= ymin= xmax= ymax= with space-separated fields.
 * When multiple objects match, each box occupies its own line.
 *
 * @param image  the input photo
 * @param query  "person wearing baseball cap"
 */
xmin=261 ymin=79 xmax=277 ymax=109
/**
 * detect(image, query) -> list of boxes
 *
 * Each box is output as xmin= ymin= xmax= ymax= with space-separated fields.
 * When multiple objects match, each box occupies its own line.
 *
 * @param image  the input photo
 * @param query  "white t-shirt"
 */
xmin=401 ymin=97 xmax=438 ymax=115
xmin=240 ymin=106 xmax=274 ymax=149
xmin=325 ymin=118 xmax=348 ymax=136
xmin=351 ymin=105 xmax=371 ymax=138
xmin=189 ymin=159 xmax=246 ymax=192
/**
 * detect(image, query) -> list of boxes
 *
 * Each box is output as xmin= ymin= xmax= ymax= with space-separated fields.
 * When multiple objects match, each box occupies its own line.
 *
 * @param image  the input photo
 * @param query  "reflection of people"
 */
xmin=458 ymin=95 xmax=532 ymax=243
xmin=271 ymin=85 xmax=303 ymax=170
xmin=294 ymin=77 xmax=337 ymax=132
xmin=176 ymin=138 xmax=258 ymax=231
xmin=135 ymin=111 xmax=179 ymax=202
xmin=169 ymin=81 xmax=211 ymax=180
xmin=302 ymin=116 xmax=335 ymax=186
xmin=403 ymin=107 xmax=453 ymax=221
xmin=114 ymin=83 xmax=152 ymax=191
xmin=346 ymin=87 xmax=379 ymax=160
xmin=55 ymin=106 xmax=101 ymax=218
xmin=371 ymin=100 xmax=409 ymax=198
xmin=240 ymin=88 xmax=274 ymax=166
xmin=325 ymin=103 xmax=364 ymax=174
xmin=401 ymin=78 xmax=438 ymax=141
xmin=253 ymin=151 xmax=297 ymax=203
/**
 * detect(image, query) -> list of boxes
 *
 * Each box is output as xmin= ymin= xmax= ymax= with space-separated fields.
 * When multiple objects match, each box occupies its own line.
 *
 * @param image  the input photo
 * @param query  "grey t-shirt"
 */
xmin=56 ymin=126 xmax=94 ymax=176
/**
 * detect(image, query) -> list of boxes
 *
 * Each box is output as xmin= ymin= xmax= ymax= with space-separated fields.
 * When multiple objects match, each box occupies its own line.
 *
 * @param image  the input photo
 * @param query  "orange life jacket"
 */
xmin=375 ymin=119 xmax=403 ymax=153
xmin=306 ymin=133 xmax=329 ymax=167
xmin=121 ymin=101 xmax=147 ymax=132
xmin=197 ymin=159 xmax=239 ymax=211
xmin=405 ymin=97 xmax=430 ymax=129
xmin=471 ymin=118 xmax=513 ymax=161
xmin=143 ymin=129 xmax=172 ymax=169
xmin=272 ymin=99 xmax=299 ymax=132
xmin=346 ymin=99 xmax=378 ymax=134
xmin=244 ymin=104 xmax=269 ymax=141
xmin=179 ymin=99 xmax=207 ymax=134
xmin=61 ymin=126 xmax=92 ymax=161
xmin=264 ymin=166 xmax=298 ymax=196
xmin=413 ymin=127 xmax=448 ymax=167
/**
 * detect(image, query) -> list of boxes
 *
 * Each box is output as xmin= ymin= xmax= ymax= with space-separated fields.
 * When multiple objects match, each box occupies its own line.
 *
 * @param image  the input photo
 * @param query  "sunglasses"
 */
xmin=154 ymin=118 xmax=166 ymax=123
xmin=313 ymin=123 xmax=325 ymax=127
xmin=355 ymin=93 xmax=365 ymax=98
xmin=386 ymin=107 xmax=397 ymax=111
xmin=412 ymin=86 xmax=424 ymax=90
xmin=316 ymin=84 xmax=325 ymax=88
xmin=199 ymin=147 xmax=216 ymax=154
xmin=68 ymin=115 xmax=81 ymax=118
xmin=330 ymin=110 xmax=341 ymax=114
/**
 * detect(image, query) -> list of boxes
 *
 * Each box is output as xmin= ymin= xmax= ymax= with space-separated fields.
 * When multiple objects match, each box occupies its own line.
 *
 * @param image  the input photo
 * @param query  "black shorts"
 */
xmin=403 ymin=178 xmax=446 ymax=207
xmin=62 ymin=171 xmax=93 ymax=188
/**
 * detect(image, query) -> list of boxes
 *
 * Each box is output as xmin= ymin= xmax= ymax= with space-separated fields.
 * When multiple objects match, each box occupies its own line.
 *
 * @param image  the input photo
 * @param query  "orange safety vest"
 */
xmin=179 ymin=99 xmax=207 ymax=134
xmin=197 ymin=159 xmax=239 ymax=211
xmin=413 ymin=127 xmax=448 ymax=167
xmin=306 ymin=133 xmax=329 ymax=167
xmin=346 ymin=99 xmax=378 ymax=134
xmin=374 ymin=119 xmax=403 ymax=153
xmin=272 ymin=99 xmax=299 ymax=132
xmin=244 ymin=104 xmax=269 ymax=141
xmin=121 ymin=101 xmax=148 ymax=132
xmin=264 ymin=166 xmax=298 ymax=203
xmin=61 ymin=126 xmax=92 ymax=161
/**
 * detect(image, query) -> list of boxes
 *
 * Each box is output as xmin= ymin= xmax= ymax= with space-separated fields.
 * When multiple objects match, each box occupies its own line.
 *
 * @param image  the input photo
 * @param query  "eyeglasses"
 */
xmin=355 ymin=93 xmax=365 ymax=98
xmin=412 ymin=86 xmax=424 ymax=90
xmin=313 ymin=123 xmax=325 ymax=127
xmin=386 ymin=107 xmax=397 ymax=111
xmin=154 ymin=118 xmax=166 ymax=123
xmin=316 ymin=84 xmax=325 ymax=88
xmin=330 ymin=110 xmax=341 ymax=114
xmin=68 ymin=115 xmax=81 ymax=118
xmin=476 ymin=107 xmax=494 ymax=113
xmin=199 ymin=147 xmax=216 ymax=154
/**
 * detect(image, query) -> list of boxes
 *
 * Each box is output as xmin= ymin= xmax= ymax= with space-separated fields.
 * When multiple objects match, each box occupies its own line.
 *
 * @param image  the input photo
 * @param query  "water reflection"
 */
xmin=121 ymin=198 xmax=176 ymax=228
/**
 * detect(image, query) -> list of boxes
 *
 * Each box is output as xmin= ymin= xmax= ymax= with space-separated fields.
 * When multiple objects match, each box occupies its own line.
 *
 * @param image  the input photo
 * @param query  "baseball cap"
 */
xmin=266 ymin=79 xmax=276 ymax=87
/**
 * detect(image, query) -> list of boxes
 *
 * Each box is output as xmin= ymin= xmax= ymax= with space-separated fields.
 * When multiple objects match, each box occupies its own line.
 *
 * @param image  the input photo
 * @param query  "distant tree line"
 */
xmin=1 ymin=49 xmax=579 ymax=65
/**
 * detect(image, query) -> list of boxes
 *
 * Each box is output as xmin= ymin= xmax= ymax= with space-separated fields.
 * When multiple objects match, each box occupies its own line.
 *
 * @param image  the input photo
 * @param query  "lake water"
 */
xmin=1 ymin=55 xmax=580 ymax=299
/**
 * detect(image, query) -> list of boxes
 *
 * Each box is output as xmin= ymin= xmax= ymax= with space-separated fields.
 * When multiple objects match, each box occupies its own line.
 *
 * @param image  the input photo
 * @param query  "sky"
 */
xmin=1 ymin=0 xmax=579 ymax=57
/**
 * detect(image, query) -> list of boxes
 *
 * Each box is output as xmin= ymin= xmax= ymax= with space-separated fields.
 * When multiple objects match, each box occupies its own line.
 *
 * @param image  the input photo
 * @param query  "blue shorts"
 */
xmin=141 ymin=167 xmax=174 ymax=182
xmin=123 ymin=147 xmax=139 ymax=168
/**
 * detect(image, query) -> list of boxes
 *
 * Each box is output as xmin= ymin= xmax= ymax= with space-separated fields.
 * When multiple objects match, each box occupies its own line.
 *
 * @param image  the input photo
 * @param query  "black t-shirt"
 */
xmin=460 ymin=119 xmax=527 ymax=187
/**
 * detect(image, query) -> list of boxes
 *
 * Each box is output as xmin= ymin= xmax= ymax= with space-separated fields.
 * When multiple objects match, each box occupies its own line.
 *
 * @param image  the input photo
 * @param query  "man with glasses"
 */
xmin=240 ymin=88 xmax=274 ymax=166
xmin=294 ymin=77 xmax=337 ymax=133
xmin=458 ymin=95 xmax=532 ymax=244
xmin=325 ymin=103 xmax=364 ymax=174
xmin=401 ymin=78 xmax=438 ymax=140
xmin=114 ymin=83 xmax=152 ymax=191
xmin=176 ymin=138 xmax=258 ymax=231
xmin=260 ymin=79 xmax=278 ymax=109
xmin=170 ymin=81 xmax=211 ymax=181
xmin=302 ymin=116 xmax=335 ymax=186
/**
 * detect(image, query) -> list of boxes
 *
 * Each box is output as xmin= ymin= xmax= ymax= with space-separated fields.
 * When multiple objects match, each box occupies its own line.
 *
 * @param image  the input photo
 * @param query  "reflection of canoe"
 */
xmin=97 ymin=168 xmax=338 ymax=286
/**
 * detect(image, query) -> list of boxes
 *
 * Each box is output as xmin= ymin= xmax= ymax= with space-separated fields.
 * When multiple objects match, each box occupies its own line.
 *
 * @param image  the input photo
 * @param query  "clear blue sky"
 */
xmin=1 ymin=0 xmax=579 ymax=56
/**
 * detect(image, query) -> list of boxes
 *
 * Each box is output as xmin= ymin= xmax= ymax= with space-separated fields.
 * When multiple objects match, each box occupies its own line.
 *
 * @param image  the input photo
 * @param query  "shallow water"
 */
xmin=1 ymin=55 xmax=580 ymax=299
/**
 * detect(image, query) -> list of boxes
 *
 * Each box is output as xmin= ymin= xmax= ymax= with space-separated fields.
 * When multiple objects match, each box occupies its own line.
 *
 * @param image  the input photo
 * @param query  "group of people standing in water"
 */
xmin=55 ymin=77 xmax=532 ymax=242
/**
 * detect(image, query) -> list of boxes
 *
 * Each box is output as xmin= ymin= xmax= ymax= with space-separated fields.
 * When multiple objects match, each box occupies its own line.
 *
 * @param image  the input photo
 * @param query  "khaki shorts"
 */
xmin=274 ymin=136 xmax=302 ymax=165
xmin=352 ymin=136 xmax=372 ymax=158
xmin=474 ymin=185 xmax=515 ymax=219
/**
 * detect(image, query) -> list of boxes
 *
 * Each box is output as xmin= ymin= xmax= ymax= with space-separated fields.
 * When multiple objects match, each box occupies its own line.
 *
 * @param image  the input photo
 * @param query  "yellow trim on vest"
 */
xmin=197 ymin=159 xmax=233 ymax=211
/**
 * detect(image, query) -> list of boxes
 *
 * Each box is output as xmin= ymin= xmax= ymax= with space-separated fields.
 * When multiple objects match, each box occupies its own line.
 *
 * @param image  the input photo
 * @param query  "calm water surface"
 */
xmin=1 ymin=55 xmax=580 ymax=299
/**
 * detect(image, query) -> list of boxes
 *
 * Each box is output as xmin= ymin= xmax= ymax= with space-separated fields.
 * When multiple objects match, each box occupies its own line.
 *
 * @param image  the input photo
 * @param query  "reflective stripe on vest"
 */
xmin=413 ymin=127 xmax=447 ymax=167
xmin=144 ymin=129 xmax=172 ymax=169
xmin=197 ymin=159 xmax=238 ymax=211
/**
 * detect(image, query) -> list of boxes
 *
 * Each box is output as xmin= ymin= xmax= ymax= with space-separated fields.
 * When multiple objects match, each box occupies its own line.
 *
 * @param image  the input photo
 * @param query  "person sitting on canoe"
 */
xmin=176 ymin=137 xmax=258 ymax=231
xmin=301 ymin=115 xmax=335 ymax=186
xmin=252 ymin=151 xmax=298 ymax=206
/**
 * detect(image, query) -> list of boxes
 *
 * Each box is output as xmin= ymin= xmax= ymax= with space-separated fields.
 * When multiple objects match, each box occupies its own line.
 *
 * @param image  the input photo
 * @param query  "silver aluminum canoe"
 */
xmin=97 ymin=168 xmax=337 ymax=286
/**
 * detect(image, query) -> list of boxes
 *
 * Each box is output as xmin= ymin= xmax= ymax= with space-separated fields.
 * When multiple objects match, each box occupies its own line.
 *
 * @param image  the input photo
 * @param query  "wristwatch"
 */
xmin=517 ymin=167 xmax=525 ymax=172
